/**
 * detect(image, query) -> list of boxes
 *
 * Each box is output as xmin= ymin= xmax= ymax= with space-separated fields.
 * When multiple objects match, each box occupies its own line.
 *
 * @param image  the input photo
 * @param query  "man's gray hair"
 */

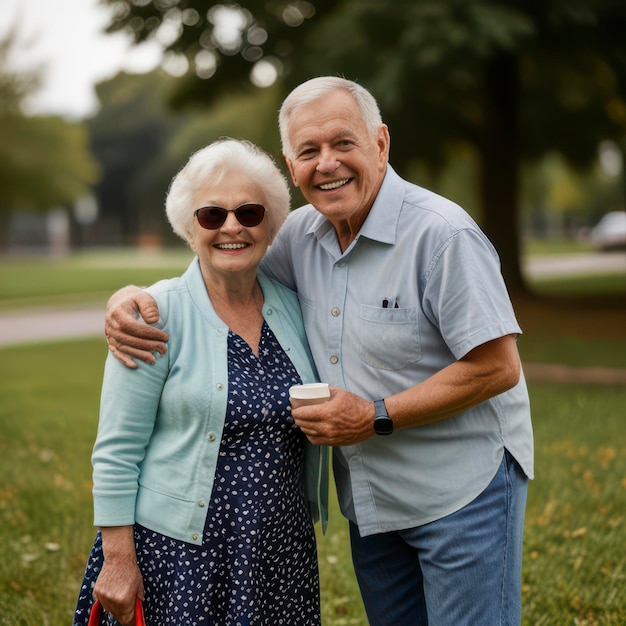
xmin=279 ymin=77 xmax=383 ymax=160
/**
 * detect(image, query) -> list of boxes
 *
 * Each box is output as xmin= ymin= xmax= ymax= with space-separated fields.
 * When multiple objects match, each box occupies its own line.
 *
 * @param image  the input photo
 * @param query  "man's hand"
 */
xmin=105 ymin=285 xmax=169 ymax=369
xmin=291 ymin=335 xmax=522 ymax=446
xmin=292 ymin=387 xmax=375 ymax=446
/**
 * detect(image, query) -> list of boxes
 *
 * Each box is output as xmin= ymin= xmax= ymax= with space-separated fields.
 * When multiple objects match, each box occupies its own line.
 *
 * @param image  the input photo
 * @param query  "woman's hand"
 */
xmin=93 ymin=527 xmax=145 ymax=626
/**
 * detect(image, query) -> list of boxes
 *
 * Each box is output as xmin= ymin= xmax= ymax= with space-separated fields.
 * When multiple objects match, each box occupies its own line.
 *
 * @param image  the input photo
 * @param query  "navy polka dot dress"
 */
xmin=74 ymin=322 xmax=321 ymax=625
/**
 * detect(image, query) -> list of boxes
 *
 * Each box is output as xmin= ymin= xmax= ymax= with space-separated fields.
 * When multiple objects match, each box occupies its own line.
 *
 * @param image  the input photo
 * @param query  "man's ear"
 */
xmin=377 ymin=124 xmax=391 ymax=167
xmin=284 ymin=155 xmax=300 ymax=187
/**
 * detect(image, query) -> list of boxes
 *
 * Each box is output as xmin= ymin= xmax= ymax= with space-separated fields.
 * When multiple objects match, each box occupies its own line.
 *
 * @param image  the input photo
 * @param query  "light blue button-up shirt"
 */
xmin=263 ymin=166 xmax=533 ymax=536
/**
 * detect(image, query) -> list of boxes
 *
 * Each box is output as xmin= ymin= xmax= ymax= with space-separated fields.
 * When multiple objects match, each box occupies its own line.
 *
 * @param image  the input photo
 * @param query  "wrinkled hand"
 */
xmin=291 ymin=387 xmax=375 ymax=446
xmin=105 ymin=285 xmax=169 ymax=368
xmin=93 ymin=558 xmax=144 ymax=626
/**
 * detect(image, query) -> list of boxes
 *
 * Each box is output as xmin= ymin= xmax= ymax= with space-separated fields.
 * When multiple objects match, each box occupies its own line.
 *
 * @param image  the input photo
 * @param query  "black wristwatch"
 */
xmin=373 ymin=399 xmax=394 ymax=435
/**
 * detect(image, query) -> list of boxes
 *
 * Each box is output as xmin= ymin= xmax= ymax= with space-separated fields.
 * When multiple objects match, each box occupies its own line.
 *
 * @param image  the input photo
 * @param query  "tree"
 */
xmin=86 ymin=71 xmax=184 ymax=245
xmin=86 ymin=69 xmax=286 ymax=245
xmin=103 ymin=0 xmax=626 ymax=293
xmin=0 ymin=31 xmax=99 ymax=248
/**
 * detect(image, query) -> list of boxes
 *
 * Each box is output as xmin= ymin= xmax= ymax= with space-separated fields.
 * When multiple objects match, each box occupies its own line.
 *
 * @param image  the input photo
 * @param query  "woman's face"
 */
xmin=188 ymin=171 xmax=271 ymax=282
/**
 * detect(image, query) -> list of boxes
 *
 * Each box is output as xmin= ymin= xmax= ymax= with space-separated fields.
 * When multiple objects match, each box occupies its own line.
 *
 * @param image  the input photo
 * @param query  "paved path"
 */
xmin=1 ymin=305 xmax=624 ymax=385
xmin=525 ymin=251 xmax=625 ymax=279
xmin=0 ymin=305 xmax=105 ymax=347
xmin=523 ymin=362 xmax=626 ymax=386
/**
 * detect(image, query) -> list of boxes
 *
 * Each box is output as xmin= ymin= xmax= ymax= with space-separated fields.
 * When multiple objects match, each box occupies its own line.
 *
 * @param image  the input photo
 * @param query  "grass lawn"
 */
xmin=522 ymin=237 xmax=596 ymax=256
xmin=1 ymin=246 xmax=625 ymax=624
xmin=1 ymin=247 xmax=625 ymax=369
xmin=1 ymin=340 xmax=625 ymax=625
xmin=0 ymin=248 xmax=192 ymax=310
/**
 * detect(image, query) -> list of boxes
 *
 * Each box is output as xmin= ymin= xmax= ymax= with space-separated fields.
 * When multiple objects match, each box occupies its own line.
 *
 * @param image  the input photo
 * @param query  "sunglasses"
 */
xmin=194 ymin=203 xmax=266 ymax=230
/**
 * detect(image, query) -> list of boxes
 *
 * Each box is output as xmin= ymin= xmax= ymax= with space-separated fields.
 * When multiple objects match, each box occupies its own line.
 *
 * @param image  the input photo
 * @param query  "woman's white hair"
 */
xmin=278 ymin=76 xmax=383 ymax=161
xmin=166 ymin=138 xmax=290 ymax=243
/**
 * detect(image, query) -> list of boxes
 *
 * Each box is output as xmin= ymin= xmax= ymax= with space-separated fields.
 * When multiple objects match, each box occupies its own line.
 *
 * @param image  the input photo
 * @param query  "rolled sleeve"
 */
xmin=424 ymin=229 xmax=521 ymax=360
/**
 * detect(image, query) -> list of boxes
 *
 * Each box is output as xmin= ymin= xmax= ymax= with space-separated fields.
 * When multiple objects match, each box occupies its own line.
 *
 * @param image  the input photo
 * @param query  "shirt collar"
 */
xmin=306 ymin=165 xmax=404 ymax=241
xmin=358 ymin=165 xmax=404 ymax=245
xmin=304 ymin=165 xmax=404 ymax=254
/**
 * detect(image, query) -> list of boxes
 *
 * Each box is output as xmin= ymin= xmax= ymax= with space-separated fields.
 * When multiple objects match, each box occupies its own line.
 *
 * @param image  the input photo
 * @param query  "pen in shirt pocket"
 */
xmin=382 ymin=297 xmax=399 ymax=308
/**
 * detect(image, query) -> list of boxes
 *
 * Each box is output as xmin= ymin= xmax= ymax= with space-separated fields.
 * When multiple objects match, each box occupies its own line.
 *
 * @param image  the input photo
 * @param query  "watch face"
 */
xmin=374 ymin=417 xmax=394 ymax=435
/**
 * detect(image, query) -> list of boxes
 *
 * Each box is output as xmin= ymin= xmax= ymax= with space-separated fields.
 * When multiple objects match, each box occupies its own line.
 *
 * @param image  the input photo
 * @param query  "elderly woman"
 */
xmin=74 ymin=139 xmax=328 ymax=626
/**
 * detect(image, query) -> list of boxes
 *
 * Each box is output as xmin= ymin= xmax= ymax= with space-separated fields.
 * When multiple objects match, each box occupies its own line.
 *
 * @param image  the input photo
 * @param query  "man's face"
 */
xmin=284 ymin=90 xmax=389 ymax=231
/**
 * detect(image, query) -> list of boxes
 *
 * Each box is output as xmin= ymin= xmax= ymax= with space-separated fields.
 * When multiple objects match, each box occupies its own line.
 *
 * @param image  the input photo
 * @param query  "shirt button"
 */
xmin=208 ymin=432 xmax=217 ymax=442
xmin=192 ymin=533 xmax=199 ymax=541
xmin=198 ymin=501 xmax=205 ymax=508
xmin=266 ymin=308 xmax=273 ymax=315
xmin=216 ymin=383 xmax=224 ymax=390
xmin=330 ymin=355 xmax=339 ymax=364
xmin=331 ymin=307 xmax=340 ymax=317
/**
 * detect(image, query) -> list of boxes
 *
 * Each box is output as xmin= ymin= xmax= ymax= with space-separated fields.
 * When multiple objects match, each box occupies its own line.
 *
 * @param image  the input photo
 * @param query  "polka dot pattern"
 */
xmin=74 ymin=322 xmax=320 ymax=625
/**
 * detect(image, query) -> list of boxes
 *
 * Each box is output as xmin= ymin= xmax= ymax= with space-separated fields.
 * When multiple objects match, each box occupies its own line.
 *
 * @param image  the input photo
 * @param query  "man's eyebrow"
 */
xmin=294 ymin=131 xmax=358 ymax=153
xmin=294 ymin=140 xmax=317 ymax=153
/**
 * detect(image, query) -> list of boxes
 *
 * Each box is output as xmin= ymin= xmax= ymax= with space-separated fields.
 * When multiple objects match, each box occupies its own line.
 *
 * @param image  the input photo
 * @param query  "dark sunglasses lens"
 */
xmin=235 ymin=204 xmax=265 ymax=227
xmin=195 ymin=204 xmax=265 ymax=229
xmin=196 ymin=207 xmax=227 ymax=229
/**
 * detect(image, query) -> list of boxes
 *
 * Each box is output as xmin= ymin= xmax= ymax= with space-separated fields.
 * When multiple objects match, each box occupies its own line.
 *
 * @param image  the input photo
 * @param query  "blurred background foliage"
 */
xmin=1 ymin=0 xmax=625 ymax=294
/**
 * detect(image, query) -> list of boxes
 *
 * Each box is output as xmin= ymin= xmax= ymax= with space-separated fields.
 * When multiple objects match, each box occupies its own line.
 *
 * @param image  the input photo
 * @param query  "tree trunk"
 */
xmin=0 ymin=211 xmax=11 ymax=253
xmin=478 ymin=51 xmax=528 ymax=296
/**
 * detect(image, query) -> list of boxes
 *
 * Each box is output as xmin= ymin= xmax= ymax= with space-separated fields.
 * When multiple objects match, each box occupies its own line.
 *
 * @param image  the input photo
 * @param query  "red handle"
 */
xmin=88 ymin=597 xmax=145 ymax=626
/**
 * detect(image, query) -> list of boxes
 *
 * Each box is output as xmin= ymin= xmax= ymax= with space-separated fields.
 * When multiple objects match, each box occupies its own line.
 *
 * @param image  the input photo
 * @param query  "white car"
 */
xmin=590 ymin=211 xmax=626 ymax=251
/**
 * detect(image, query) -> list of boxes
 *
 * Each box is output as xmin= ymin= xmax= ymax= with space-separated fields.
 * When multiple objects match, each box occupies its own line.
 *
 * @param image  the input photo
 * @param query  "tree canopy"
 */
xmin=86 ymin=69 xmax=286 ymax=245
xmin=0 ymin=33 xmax=98 ymax=216
xmin=103 ymin=0 xmax=626 ymax=292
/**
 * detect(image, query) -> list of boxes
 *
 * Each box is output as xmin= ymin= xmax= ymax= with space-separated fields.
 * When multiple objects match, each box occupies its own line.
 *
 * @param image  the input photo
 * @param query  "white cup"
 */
xmin=289 ymin=383 xmax=330 ymax=408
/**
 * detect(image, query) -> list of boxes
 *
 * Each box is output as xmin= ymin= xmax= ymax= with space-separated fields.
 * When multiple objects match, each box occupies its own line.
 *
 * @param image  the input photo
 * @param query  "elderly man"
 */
xmin=106 ymin=77 xmax=533 ymax=625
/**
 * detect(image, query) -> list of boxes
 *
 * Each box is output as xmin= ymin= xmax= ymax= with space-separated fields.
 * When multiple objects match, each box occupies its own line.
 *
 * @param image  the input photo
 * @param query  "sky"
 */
xmin=2 ymin=0 xmax=163 ymax=119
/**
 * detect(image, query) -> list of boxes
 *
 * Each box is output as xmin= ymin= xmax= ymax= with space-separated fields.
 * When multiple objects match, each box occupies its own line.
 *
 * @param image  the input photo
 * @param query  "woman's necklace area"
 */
xmin=209 ymin=283 xmax=264 ymax=355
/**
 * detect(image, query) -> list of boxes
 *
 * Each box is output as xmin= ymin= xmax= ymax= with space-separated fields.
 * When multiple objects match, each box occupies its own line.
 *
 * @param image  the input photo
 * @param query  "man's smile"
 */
xmin=318 ymin=178 xmax=351 ymax=191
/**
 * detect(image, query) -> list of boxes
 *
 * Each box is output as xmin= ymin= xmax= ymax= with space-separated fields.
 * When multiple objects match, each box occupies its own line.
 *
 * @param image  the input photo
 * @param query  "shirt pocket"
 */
xmin=356 ymin=305 xmax=421 ymax=370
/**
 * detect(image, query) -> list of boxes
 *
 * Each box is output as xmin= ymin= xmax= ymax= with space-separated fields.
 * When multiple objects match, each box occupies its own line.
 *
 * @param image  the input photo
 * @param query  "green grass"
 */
xmin=1 ymin=248 xmax=625 ymax=371
xmin=0 ymin=247 xmax=625 ymax=623
xmin=529 ymin=273 xmax=625 ymax=296
xmin=1 ymin=340 xmax=625 ymax=625
xmin=522 ymin=383 xmax=626 ymax=625
xmin=522 ymin=237 xmax=595 ymax=256
xmin=0 ymin=340 xmax=106 ymax=625
xmin=1 ymin=245 xmax=624 ymax=309
xmin=518 ymin=335 xmax=626 ymax=370
xmin=0 ymin=249 xmax=191 ymax=310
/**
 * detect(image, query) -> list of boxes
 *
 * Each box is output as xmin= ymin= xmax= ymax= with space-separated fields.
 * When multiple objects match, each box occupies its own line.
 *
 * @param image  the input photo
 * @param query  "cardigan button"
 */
xmin=208 ymin=432 xmax=217 ymax=442
xmin=192 ymin=533 xmax=199 ymax=541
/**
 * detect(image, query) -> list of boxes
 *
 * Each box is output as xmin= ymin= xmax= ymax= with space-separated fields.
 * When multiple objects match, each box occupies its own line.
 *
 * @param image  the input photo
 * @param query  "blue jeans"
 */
xmin=349 ymin=450 xmax=528 ymax=625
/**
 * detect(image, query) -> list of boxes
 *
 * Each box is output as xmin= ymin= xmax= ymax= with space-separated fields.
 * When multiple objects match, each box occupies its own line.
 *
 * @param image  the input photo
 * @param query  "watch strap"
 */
xmin=373 ymin=399 xmax=394 ymax=435
xmin=373 ymin=399 xmax=388 ymax=418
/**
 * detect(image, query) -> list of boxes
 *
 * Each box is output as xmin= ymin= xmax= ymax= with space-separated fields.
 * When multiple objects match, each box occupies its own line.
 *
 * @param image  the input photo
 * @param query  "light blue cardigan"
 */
xmin=93 ymin=258 xmax=328 ymax=545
